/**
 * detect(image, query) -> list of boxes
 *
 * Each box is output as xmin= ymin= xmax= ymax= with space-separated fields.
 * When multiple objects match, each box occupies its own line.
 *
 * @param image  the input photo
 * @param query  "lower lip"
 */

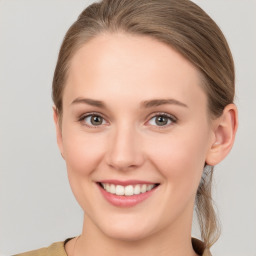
xmin=97 ymin=184 xmax=158 ymax=207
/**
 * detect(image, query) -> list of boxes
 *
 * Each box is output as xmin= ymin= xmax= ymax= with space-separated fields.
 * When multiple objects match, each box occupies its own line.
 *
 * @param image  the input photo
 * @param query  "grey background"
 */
xmin=0 ymin=0 xmax=255 ymax=255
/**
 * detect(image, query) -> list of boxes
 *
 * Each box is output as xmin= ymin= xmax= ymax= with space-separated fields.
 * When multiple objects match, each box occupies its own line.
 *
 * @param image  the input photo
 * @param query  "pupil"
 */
xmin=156 ymin=116 xmax=167 ymax=126
xmin=91 ymin=115 xmax=102 ymax=125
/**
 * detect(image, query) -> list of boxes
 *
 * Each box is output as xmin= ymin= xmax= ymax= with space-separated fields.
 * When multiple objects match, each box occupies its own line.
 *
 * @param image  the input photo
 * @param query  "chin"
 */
xmin=95 ymin=214 xmax=158 ymax=242
xmin=103 ymin=226 xmax=153 ymax=242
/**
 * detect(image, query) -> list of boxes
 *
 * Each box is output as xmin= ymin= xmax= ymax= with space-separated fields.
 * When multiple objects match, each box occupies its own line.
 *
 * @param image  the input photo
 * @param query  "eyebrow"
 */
xmin=71 ymin=97 xmax=107 ymax=108
xmin=71 ymin=97 xmax=188 ymax=109
xmin=141 ymin=99 xmax=188 ymax=108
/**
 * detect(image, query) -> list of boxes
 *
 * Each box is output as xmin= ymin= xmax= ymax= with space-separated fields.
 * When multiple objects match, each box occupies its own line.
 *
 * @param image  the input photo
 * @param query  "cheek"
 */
xmin=148 ymin=127 xmax=210 ymax=192
xmin=61 ymin=126 xmax=108 ymax=209
xmin=62 ymin=129 xmax=106 ymax=176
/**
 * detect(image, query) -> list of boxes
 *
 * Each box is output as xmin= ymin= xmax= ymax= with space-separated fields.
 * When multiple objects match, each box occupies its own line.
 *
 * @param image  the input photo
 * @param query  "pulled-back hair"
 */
xmin=52 ymin=0 xmax=235 ymax=248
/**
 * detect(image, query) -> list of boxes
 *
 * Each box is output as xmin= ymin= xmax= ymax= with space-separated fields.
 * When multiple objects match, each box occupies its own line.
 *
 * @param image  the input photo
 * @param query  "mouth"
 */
xmin=97 ymin=182 xmax=160 ymax=196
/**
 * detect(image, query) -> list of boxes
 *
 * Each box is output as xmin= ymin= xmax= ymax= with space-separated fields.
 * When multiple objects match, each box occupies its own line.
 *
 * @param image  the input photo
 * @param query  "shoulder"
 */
xmin=13 ymin=238 xmax=73 ymax=256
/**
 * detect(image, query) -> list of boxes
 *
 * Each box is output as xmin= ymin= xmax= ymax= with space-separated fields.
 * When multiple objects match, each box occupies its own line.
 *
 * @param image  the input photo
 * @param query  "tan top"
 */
xmin=14 ymin=237 xmax=212 ymax=256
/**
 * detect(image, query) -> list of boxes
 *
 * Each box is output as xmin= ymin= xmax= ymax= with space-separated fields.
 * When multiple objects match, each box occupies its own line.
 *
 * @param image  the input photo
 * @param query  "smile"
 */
xmin=97 ymin=181 xmax=160 ymax=207
xmin=99 ymin=183 xmax=159 ymax=196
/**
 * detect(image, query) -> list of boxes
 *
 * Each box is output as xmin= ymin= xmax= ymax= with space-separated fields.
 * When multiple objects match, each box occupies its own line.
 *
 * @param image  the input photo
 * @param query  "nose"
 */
xmin=106 ymin=124 xmax=145 ymax=171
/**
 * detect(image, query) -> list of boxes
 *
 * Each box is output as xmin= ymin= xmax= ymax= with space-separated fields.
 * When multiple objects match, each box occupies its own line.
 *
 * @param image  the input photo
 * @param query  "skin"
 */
xmin=53 ymin=32 xmax=238 ymax=256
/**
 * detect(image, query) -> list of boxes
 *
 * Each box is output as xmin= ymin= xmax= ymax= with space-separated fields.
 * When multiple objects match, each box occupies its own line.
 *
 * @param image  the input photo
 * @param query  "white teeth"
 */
xmin=141 ymin=184 xmax=147 ymax=193
xmin=110 ymin=184 xmax=116 ymax=194
xmin=134 ymin=184 xmax=141 ymax=195
xmin=101 ymin=183 xmax=157 ymax=196
xmin=125 ymin=185 xmax=133 ymax=196
xmin=147 ymin=184 xmax=154 ymax=191
xmin=116 ymin=185 xmax=125 ymax=195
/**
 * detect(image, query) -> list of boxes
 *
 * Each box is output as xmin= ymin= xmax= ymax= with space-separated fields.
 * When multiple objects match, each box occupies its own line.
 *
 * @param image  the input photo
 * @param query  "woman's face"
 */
xmin=56 ymin=33 xmax=216 ymax=240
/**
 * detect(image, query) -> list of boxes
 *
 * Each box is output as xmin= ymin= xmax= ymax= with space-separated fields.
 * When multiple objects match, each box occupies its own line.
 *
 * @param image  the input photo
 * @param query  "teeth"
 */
xmin=134 ymin=184 xmax=140 ymax=195
xmin=101 ymin=183 xmax=157 ymax=196
xmin=116 ymin=185 xmax=124 ymax=195
xmin=110 ymin=184 xmax=116 ymax=194
xmin=125 ymin=185 xmax=133 ymax=196
xmin=141 ymin=184 xmax=147 ymax=193
xmin=147 ymin=184 xmax=154 ymax=191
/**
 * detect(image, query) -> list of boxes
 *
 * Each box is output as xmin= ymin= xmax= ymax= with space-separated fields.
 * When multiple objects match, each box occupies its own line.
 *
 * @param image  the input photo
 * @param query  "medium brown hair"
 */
xmin=52 ymin=0 xmax=235 ymax=248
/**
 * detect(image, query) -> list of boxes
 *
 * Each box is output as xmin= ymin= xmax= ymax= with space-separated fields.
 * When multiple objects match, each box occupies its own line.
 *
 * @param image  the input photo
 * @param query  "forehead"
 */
xmin=64 ymin=32 xmax=207 ymax=109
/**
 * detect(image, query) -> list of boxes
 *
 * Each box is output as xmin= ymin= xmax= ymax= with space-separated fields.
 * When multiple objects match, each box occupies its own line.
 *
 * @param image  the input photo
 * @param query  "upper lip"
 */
xmin=97 ymin=179 xmax=159 ymax=186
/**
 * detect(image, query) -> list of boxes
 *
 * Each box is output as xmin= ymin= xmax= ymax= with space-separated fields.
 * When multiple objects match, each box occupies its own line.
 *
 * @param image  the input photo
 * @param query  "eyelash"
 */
xmin=77 ymin=112 xmax=177 ymax=129
xmin=147 ymin=112 xmax=177 ymax=128
xmin=78 ymin=112 xmax=108 ymax=128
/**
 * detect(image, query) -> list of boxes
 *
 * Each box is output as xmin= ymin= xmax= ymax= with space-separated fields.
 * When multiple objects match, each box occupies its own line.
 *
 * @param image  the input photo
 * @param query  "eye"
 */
xmin=148 ymin=114 xmax=176 ymax=127
xmin=79 ymin=114 xmax=107 ymax=127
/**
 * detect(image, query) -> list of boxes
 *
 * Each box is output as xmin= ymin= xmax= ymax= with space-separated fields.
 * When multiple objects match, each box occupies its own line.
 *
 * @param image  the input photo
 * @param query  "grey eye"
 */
xmin=84 ymin=115 xmax=106 ymax=126
xmin=148 ymin=115 xmax=172 ymax=126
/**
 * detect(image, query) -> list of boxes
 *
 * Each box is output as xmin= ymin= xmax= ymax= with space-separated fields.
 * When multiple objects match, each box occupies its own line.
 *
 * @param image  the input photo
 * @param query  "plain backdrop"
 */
xmin=0 ymin=0 xmax=255 ymax=255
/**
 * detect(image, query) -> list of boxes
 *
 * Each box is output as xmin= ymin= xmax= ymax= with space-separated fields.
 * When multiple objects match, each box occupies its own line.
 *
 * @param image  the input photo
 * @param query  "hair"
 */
xmin=52 ymin=0 xmax=235 ymax=249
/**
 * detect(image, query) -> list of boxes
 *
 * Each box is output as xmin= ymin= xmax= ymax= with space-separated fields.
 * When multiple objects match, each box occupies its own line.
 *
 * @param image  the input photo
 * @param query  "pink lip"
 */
xmin=97 ymin=181 xmax=159 ymax=208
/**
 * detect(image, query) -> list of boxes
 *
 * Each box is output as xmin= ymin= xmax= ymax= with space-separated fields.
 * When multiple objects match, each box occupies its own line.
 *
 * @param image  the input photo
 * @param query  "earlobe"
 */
xmin=52 ymin=106 xmax=65 ymax=159
xmin=206 ymin=104 xmax=238 ymax=166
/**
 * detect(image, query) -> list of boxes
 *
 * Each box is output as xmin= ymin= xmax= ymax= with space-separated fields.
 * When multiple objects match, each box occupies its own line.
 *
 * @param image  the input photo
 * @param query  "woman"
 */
xmin=15 ymin=0 xmax=238 ymax=255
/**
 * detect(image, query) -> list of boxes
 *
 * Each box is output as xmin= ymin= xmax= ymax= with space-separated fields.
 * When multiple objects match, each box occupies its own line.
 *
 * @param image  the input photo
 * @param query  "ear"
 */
xmin=206 ymin=104 xmax=238 ymax=166
xmin=53 ymin=106 xmax=65 ymax=159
